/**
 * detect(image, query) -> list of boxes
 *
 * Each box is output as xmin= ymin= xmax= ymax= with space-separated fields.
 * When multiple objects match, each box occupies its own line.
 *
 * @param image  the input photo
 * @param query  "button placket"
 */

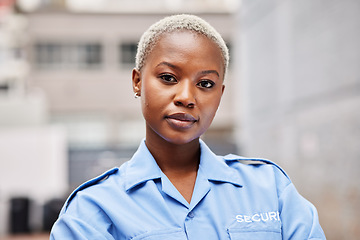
xmin=187 ymin=211 xmax=195 ymax=219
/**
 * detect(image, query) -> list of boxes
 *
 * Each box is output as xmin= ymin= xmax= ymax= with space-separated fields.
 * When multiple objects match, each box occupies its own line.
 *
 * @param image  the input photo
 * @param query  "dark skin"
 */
xmin=132 ymin=30 xmax=225 ymax=203
xmin=145 ymin=132 xmax=200 ymax=203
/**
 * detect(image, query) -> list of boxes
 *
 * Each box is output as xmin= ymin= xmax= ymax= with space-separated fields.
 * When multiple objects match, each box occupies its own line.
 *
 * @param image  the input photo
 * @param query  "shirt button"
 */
xmin=188 ymin=211 xmax=195 ymax=218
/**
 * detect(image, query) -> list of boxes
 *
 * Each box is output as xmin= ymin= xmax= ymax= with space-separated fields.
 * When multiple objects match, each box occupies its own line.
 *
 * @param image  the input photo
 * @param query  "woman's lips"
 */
xmin=165 ymin=113 xmax=197 ymax=129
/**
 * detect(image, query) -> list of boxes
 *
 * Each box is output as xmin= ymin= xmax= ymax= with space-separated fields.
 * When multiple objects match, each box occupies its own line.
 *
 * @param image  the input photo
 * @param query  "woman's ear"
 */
xmin=132 ymin=68 xmax=141 ymax=97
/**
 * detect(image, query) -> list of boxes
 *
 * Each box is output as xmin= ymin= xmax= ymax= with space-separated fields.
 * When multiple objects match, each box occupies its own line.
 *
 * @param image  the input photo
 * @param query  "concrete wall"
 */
xmin=237 ymin=0 xmax=360 ymax=239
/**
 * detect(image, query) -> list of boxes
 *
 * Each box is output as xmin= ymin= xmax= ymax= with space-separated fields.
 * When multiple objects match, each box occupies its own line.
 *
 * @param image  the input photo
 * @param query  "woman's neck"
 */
xmin=145 ymin=134 xmax=200 ymax=203
xmin=145 ymin=136 xmax=200 ymax=174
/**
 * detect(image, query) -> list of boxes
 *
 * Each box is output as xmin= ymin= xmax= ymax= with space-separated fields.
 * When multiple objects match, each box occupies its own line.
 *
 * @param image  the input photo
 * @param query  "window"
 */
xmin=0 ymin=82 xmax=10 ymax=92
xmin=34 ymin=42 xmax=102 ymax=70
xmin=119 ymin=42 xmax=137 ymax=67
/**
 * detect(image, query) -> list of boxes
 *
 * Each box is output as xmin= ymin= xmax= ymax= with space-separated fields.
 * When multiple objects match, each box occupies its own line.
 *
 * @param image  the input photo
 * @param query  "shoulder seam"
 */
xmin=237 ymin=159 xmax=268 ymax=165
xmin=64 ymin=167 xmax=119 ymax=211
xmin=223 ymin=154 xmax=290 ymax=180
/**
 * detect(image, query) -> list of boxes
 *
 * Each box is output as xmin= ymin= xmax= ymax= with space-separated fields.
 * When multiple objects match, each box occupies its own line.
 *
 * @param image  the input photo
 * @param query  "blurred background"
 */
xmin=0 ymin=0 xmax=359 ymax=239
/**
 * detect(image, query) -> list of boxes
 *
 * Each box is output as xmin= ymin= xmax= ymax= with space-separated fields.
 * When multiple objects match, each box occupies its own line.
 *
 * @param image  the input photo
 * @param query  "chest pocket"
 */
xmin=227 ymin=219 xmax=282 ymax=240
xmin=131 ymin=228 xmax=187 ymax=240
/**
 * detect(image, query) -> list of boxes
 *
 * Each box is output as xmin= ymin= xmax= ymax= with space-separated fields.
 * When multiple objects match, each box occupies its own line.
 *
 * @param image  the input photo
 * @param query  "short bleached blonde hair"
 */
xmin=135 ymin=14 xmax=229 ymax=78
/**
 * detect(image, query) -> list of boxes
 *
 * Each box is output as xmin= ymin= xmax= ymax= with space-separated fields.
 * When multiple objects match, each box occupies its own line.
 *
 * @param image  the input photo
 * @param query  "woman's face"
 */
xmin=132 ymin=30 xmax=225 ymax=145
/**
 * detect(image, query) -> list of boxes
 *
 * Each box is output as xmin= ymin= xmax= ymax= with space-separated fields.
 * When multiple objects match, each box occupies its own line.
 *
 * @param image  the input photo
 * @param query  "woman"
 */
xmin=50 ymin=14 xmax=326 ymax=239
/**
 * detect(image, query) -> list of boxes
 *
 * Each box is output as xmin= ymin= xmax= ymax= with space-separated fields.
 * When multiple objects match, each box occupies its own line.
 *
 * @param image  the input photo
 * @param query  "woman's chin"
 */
xmin=162 ymin=135 xmax=200 ymax=146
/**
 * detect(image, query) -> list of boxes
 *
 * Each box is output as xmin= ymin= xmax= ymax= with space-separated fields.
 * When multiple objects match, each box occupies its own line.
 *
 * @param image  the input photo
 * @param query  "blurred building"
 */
xmin=236 ymin=0 xmax=360 ymax=239
xmin=0 ymin=0 xmax=67 ymax=235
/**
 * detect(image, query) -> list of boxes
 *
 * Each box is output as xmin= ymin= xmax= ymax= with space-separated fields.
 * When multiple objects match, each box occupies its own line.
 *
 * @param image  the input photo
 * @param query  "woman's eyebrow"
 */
xmin=156 ymin=61 xmax=179 ymax=70
xmin=156 ymin=61 xmax=219 ymax=77
xmin=200 ymin=70 xmax=220 ymax=77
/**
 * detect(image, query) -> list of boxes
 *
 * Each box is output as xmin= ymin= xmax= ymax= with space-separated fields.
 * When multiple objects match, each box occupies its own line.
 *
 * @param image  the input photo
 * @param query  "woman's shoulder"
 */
xmin=222 ymin=154 xmax=289 ymax=176
xmin=60 ymin=162 xmax=130 ymax=213
xmin=218 ymin=153 xmax=292 ymax=191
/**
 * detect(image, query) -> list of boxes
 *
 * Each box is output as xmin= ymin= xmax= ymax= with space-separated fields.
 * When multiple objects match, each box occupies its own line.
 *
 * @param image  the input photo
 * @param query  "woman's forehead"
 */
xmin=150 ymin=31 xmax=223 ymax=62
xmin=144 ymin=31 xmax=225 ymax=77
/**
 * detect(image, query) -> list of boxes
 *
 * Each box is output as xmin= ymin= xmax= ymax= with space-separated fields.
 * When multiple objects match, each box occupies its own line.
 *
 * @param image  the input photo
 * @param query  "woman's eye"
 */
xmin=198 ymin=80 xmax=215 ymax=88
xmin=160 ymin=74 xmax=177 ymax=83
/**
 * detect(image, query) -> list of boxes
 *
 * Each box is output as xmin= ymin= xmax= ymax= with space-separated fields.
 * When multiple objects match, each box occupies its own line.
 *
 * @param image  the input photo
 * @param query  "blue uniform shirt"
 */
xmin=51 ymin=140 xmax=326 ymax=239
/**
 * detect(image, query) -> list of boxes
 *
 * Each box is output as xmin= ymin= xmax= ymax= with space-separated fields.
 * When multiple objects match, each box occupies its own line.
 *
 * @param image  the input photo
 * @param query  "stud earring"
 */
xmin=134 ymin=92 xmax=140 ymax=98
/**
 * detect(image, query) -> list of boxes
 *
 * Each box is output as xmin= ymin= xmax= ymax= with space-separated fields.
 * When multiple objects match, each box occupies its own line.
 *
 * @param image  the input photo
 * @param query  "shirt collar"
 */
xmin=124 ymin=140 xmax=162 ymax=191
xmin=198 ymin=139 xmax=243 ymax=187
xmin=124 ymin=139 xmax=243 ymax=191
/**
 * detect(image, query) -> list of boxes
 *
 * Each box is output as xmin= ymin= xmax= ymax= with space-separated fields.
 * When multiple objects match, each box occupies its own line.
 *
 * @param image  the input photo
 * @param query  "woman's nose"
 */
xmin=174 ymin=80 xmax=195 ymax=108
